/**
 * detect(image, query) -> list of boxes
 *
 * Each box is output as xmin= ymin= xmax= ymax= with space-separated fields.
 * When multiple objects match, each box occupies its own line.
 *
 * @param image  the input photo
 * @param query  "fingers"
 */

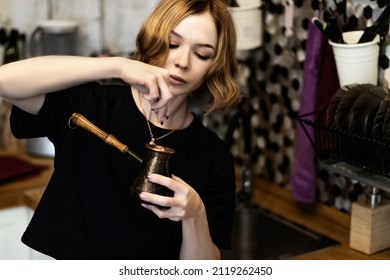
xmin=138 ymin=174 xmax=183 ymax=212
xmin=138 ymin=174 xmax=179 ymax=208
xmin=131 ymin=71 xmax=172 ymax=124
xmin=147 ymin=174 xmax=181 ymax=192
xmin=124 ymin=60 xmax=172 ymax=117
xmin=150 ymin=78 xmax=172 ymax=109
xmin=131 ymin=84 xmax=149 ymax=94
xmin=140 ymin=203 xmax=182 ymax=221
xmin=153 ymin=107 xmax=169 ymax=125
xmin=143 ymin=67 xmax=171 ymax=107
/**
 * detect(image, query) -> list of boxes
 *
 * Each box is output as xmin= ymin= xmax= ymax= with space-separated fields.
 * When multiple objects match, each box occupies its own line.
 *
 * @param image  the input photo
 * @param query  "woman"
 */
xmin=0 ymin=0 xmax=240 ymax=259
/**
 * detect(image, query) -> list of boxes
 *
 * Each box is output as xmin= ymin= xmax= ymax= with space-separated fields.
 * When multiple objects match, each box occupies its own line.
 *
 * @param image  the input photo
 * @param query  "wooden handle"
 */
xmin=70 ymin=113 xmax=129 ymax=153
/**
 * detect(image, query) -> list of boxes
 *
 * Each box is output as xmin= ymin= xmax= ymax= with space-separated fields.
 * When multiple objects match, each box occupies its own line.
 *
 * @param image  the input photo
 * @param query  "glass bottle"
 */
xmin=229 ymin=0 xmax=239 ymax=7
xmin=3 ymin=29 xmax=20 ymax=64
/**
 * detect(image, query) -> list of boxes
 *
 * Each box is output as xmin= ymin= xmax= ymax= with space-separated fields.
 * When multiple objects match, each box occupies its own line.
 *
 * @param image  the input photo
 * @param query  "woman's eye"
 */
xmin=169 ymin=44 xmax=179 ymax=49
xmin=195 ymin=52 xmax=211 ymax=61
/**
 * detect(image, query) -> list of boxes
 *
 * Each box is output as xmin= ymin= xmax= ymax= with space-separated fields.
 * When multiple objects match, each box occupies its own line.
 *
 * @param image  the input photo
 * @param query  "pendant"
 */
xmin=149 ymin=138 xmax=156 ymax=145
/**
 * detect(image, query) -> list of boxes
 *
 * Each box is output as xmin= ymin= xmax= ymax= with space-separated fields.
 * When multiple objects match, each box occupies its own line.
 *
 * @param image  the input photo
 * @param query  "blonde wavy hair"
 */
xmin=133 ymin=0 xmax=241 ymax=114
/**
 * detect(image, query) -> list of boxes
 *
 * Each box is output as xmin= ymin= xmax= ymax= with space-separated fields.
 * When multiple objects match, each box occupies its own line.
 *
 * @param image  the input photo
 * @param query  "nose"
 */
xmin=174 ymin=47 xmax=190 ymax=70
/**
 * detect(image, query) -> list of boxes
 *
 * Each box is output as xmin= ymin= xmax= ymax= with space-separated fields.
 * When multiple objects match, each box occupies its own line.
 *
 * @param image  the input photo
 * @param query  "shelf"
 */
xmin=298 ymin=110 xmax=390 ymax=192
xmin=319 ymin=158 xmax=390 ymax=193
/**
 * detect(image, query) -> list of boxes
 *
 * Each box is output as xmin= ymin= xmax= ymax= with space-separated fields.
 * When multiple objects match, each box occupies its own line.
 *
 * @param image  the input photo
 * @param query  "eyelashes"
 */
xmin=169 ymin=43 xmax=179 ymax=49
xmin=168 ymin=44 xmax=212 ymax=61
xmin=195 ymin=53 xmax=210 ymax=61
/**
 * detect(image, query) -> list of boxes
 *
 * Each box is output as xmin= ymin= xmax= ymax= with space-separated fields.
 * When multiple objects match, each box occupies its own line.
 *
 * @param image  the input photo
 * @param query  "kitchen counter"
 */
xmin=1 ymin=149 xmax=390 ymax=259
xmin=252 ymin=177 xmax=390 ymax=259
xmin=0 ymin=149 xmax=53 ymax=210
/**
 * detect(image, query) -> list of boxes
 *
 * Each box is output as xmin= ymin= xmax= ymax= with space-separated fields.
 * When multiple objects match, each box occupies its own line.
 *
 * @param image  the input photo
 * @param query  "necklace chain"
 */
xmin=144 ymin=117 xmax=175 ymax=145
xmin=138 ymin=91 xmax=187 ymax=145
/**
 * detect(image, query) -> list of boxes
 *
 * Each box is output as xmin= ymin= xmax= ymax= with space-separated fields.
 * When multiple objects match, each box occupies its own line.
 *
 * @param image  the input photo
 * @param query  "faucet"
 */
xmin=224 ymin=96 xmax=255 ymax=206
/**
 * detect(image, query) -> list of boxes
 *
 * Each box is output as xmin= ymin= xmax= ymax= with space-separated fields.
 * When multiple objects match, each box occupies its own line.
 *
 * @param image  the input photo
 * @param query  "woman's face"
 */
xmin=162 ymin=11 xmax=218 ymax=97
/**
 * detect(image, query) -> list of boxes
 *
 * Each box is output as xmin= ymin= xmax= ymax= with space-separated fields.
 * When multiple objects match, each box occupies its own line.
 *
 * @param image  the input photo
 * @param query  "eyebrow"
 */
xmin=170 ymin=30 xmax=216 ymax=50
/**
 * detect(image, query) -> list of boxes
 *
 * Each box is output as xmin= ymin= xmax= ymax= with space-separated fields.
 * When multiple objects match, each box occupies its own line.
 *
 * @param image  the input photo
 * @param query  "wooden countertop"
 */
xmin=1 ymin=149 xmax=390 ymax=259
xmin=252 ymin=177 xmax=390 ymax=259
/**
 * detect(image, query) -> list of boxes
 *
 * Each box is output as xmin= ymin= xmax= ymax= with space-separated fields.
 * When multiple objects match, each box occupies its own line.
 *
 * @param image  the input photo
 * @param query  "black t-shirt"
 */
xmin=10 ymin=82 xmax=236 ymax=259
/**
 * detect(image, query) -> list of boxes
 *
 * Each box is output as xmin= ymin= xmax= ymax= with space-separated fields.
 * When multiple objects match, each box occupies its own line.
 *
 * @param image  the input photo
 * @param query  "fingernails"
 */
xmin=139 ymin=192 xmax=147 ymax=200
xmin=159 ymin=115 xmax=169 ymax=125
xmin=159 ymin=117 xmax=165 ymax=125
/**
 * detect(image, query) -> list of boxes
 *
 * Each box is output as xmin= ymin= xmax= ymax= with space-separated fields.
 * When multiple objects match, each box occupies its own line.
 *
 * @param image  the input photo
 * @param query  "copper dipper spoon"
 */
xmin=69 ymin=113 xmax=142 ymax=163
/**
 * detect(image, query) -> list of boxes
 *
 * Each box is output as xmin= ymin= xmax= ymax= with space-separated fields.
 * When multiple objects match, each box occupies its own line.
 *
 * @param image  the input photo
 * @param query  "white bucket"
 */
xmin=231 ymin=0 xmax=263 ymax=50
xmin=329 ymin=30 xmax=380 ymax=87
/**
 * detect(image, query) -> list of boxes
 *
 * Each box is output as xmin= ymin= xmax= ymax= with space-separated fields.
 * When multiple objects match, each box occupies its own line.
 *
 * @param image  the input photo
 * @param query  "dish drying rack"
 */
xmin=298 ymin=110 xmax=390 ymax=204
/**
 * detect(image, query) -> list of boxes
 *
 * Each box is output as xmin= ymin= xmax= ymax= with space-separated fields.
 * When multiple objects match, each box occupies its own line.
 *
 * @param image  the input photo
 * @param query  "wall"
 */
xmin=238 ymin=0 xmax=388 ymax=212
xmin=0 ymin=0 xmax=159 ymax=56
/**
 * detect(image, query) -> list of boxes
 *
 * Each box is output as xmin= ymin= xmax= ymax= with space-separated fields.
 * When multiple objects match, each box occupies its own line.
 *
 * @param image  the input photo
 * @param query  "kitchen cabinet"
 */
xmin=0 ymin=149 xmax=54 ymax=260
xmin=0 ymin=206 xmax=53 ymax=260
xmin=0 ymin=206 xmax=32 ymax=259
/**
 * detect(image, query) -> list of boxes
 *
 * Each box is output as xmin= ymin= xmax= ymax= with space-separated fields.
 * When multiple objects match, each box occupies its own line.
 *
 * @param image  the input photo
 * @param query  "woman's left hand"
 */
xmin=138 ymin=174 xmax=203 ymax=222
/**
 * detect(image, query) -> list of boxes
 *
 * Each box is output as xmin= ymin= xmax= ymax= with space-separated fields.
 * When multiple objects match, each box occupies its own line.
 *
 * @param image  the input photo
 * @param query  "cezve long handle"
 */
xmin=69 ymin=113 xmax=142 ymax=163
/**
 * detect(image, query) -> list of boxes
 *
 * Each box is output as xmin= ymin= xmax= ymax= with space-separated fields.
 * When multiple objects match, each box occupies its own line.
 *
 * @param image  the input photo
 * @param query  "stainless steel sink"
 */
xmin=222 ymin=206 xmax=340 ymax=259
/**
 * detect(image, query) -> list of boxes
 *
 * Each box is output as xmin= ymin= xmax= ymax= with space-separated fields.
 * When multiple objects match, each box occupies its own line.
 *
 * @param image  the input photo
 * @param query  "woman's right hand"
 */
xmin=120 ymin=59 xmax=172 ymax=123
